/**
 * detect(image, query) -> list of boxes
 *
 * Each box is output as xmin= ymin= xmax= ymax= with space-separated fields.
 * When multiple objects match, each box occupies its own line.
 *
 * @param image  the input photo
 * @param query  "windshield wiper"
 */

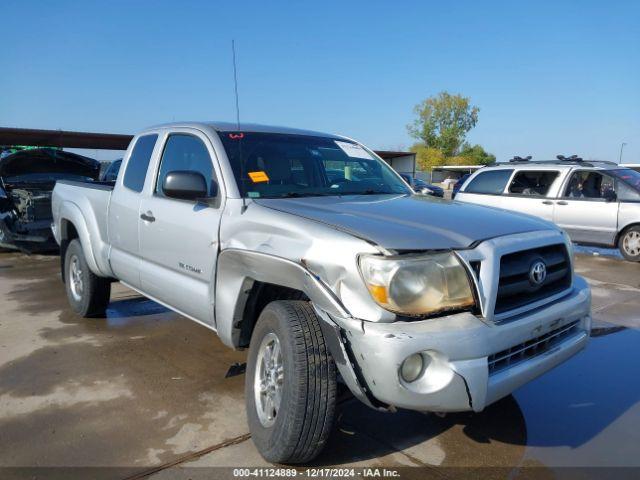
xmin=274 ymin=192 xmax=336 ymax=198
xmin=342 ymin=189 xmax=395 ymax=195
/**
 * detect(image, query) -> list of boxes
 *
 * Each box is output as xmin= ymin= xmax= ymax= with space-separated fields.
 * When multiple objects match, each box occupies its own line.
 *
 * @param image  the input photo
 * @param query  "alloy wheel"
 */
xmin=623 ymin=231 xmax=640 ymax=257
xmin=69 ymin=255 xmax=84 ymax=301
xmin=254 ymin=332 xmax=284 ymax=427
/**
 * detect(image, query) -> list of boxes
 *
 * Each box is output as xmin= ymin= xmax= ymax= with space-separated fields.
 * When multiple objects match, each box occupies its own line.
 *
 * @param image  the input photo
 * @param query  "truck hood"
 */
xmin=255 ymin=194 xmax=556 ymax=251
xmin=0 ymin=149 xmax=100 ymax=181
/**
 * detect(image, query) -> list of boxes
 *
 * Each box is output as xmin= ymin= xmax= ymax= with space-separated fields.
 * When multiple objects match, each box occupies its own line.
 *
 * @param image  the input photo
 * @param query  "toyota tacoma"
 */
xmin=51 ymin=122 xmax=592 ymax=463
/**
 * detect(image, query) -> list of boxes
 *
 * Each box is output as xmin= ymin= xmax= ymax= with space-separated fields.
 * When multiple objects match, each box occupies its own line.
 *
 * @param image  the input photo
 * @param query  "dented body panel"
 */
xmin=52 ymin=121 xmax=592 ymax=414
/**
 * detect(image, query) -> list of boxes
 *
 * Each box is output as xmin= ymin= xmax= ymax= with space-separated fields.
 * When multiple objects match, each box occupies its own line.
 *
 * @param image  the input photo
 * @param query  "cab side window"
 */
xmin=508 ymin=171 xmax=559 ymax=196
xmin=156 ymin=134 xmax=216 ymax=197
xmin=464 ymin=169 xmax=513 ymax=195
xmin=563 ymin=171 xmax=617 ymax=201
xmin=123 ymin=135 xmax=158 ymax=192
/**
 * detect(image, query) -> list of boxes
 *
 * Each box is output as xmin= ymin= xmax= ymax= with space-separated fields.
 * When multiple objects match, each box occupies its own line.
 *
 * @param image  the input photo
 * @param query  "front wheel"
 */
xmin=618 ymin=227 xmax=640 ymax=262
xmin=64 ymin=239 xmax=111 ymax=317
xmin=245 ymin=300 xmax=336 ymax=464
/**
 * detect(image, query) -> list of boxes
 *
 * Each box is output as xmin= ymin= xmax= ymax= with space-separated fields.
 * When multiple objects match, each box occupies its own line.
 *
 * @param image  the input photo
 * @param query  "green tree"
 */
xmin=410 ymin=144 xmax=446 ymax=171
xmin=407 ymin=91 xmax=479 ymax=157
xmin=458 ymin=144 xmax=496 ymax=165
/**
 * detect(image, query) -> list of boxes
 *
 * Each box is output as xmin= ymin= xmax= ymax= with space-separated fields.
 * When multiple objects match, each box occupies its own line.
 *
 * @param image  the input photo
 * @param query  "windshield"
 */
xmin=219 ymin=132 xmax=410 ymax=198
xmin=609 ymin=169 xmax=640 ymax=191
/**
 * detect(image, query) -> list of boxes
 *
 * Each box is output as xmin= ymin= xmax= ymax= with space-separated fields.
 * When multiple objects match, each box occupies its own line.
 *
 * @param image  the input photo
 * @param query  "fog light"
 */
xmin=400 ymin=353 xmax=424 ymax=382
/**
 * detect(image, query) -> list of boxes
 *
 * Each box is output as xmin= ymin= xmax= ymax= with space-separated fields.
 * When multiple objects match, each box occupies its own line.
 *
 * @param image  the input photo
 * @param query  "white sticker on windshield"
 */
xmin=335 ymin=141 xmax=373 ymax=159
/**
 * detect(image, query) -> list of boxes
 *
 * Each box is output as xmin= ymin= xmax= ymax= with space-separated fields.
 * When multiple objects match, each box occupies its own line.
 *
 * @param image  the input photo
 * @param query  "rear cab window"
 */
xmin=123 ymin=134 xmax=158 ymax=192
xmin=463 ymin=169 xmax=513 ymax=195
xmin=508 ymin=170 xmax=560 ymax=196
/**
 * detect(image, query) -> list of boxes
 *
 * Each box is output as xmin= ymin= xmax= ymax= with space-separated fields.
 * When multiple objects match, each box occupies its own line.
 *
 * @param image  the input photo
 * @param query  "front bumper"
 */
xmin=329 ymin=275 xmax=591 ymax=412
xmin=0 ymin=217 xmax=57 ymax=252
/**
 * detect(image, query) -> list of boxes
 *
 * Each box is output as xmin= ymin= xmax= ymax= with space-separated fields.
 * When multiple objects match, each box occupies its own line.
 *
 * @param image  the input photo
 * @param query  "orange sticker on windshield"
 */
xmin=248 ymin=171 xmax=269 ymax=183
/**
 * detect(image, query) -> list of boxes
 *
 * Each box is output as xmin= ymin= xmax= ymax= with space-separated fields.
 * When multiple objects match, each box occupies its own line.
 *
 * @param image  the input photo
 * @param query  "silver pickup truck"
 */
xmin=52 ymin=122 xmax=592 ymax=463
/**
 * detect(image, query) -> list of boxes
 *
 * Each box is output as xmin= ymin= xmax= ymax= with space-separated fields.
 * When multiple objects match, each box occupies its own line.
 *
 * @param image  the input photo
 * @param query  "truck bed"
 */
xmin=56 ymin=179 xmax=115 ymax=191
xmin=52 ymin=179 xmax=115 ymax=277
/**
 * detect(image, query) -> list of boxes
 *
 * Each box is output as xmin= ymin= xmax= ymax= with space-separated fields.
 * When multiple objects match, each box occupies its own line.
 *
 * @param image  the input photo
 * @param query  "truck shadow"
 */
xmin=312 ymin=394 xmax=526 ymax=467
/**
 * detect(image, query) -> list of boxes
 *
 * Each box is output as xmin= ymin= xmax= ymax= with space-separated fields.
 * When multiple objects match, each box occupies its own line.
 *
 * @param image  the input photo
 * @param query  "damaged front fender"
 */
xmin=215 ymin=248 xmax=351 ymax=349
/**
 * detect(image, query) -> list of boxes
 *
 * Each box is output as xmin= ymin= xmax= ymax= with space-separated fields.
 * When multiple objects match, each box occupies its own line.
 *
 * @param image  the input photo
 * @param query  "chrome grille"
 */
xmin=495 ymin=244 xmax=571 ymax=315
xmin=488 ymin=320 xmax=580 ymax=375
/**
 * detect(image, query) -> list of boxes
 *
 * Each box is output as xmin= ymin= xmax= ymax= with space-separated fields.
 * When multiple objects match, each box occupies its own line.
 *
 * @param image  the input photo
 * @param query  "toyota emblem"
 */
xmin=529 ymin=260 xmax=547 ymax=286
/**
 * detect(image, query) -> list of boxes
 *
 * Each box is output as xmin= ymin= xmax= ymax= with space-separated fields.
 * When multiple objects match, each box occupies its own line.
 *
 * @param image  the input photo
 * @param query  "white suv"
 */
xmin=455 ymin=158 xmax=640 ymax=261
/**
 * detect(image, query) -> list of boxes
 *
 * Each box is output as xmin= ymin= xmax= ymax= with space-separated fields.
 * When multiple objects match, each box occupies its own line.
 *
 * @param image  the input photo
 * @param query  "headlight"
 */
xmin=358 ymin=252 xmax=475 ymax=316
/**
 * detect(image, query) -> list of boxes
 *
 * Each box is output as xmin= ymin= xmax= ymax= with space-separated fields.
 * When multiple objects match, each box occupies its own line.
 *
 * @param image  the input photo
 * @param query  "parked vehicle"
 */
xmin=621 ymin=164 xmax=640 ymax=174
xmin=52 ymin=122 xmax=591 ymax=463
xmin=100 ymin=158 xmax=122 ymax=182
xmin=452 ymin=173 xmax=471 ymax=199
xmin=399 ymin=173 xmax=444 ymax=197
xmin=0 ymin=148 xmax=100 ymax=252
xmin=455 ymin=157 xmax=640 ymax=261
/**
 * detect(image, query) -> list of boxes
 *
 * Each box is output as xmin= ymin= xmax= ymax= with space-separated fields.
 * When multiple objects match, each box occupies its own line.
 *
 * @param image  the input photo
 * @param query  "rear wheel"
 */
xmin=245 ymin=300 xmax=336 ymax=464
xmin=618 ymin=227 xmax=640 ymax=262
xmin=64 ymin=239 xmax=111 ymax=316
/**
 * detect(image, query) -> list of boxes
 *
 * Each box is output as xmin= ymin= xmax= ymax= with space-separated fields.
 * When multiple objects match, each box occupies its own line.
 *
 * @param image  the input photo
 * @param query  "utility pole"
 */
xmin=619 ymin=142 xmax=627 ymax=164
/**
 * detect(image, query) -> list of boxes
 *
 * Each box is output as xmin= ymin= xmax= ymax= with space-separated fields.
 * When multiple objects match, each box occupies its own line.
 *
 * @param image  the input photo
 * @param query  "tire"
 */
xmin=618 ymin=226 xmax=640 ymax=262
xmin=245 ymin=300 xmax=336 ymax=464
xmin=63 ymin=239 xmax=111 ymax=317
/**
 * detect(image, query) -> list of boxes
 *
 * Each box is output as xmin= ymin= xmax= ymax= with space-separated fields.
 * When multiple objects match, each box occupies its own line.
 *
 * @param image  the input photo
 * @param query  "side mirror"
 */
xmin=604 ymin=190 xmax=617 ymax=202
xmin=162 ymin=170 xmax=211 ymax=201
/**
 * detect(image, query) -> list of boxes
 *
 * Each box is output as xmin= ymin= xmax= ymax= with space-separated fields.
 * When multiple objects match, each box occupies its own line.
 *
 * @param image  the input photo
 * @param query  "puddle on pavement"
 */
xmin=104 ymin=297 xmax=170 ymax=326
xmin=514 ymin=328 xmax=640 ymax=467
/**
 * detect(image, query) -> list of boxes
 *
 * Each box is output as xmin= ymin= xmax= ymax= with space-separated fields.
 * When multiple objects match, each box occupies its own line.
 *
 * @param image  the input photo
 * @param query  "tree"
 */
xmin=411 ymin=144 xmax=446 ymax=171
xmin=458 ymin=144 xmax=496 ymax=165
xmin=407 ymin=91 xmax=479 ymax=157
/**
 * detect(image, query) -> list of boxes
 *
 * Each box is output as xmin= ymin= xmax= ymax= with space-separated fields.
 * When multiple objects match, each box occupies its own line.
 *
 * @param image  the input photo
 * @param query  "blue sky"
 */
xmin=2 ymin=0 xmax=639 ymax=162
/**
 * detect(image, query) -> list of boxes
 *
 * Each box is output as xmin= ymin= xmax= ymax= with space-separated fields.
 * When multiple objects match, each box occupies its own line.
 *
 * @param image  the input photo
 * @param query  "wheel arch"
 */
xmin=615 ymin=222 xmax=640 ymax=246
xmin=58 ymin=218 xmax=80 ymax=283
xmin=57 ymin=205 xmax=101 ymax=281
xmin=57 ymin=201 xmax=113 ymax=278
xmin=236 ymin=281 xmax=308 ymax=348
xmin=215 ymin=248 xmax=350 ymax=349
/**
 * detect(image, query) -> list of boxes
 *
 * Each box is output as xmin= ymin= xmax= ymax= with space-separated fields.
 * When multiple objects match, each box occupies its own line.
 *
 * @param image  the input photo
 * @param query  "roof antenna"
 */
xmin=231 ymin=39 xmax=247 ymax=213
xmin=232 ymin=39 xmax=241 ymax=130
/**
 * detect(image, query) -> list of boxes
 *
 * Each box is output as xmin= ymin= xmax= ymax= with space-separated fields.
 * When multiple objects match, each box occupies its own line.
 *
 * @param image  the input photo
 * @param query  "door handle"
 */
xmin=140 ymin=211 xmax=156 ymax=222
xmin=556 ymin=201 xmax=568 ymax=206
xmin=542 ymin=200 xmax=553 ymax=205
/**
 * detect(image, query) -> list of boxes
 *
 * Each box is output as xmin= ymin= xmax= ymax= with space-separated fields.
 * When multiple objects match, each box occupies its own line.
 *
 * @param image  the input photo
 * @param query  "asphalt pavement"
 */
xmin=0 ymin=250 xmax=638 ymax=479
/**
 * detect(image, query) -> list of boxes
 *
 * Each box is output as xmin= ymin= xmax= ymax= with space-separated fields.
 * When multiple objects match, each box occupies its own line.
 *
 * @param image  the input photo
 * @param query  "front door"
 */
xmin=553 ymin=170 xmax=619 ymax=245
xmin=138 ymin=131 xmax=224 ymax=327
